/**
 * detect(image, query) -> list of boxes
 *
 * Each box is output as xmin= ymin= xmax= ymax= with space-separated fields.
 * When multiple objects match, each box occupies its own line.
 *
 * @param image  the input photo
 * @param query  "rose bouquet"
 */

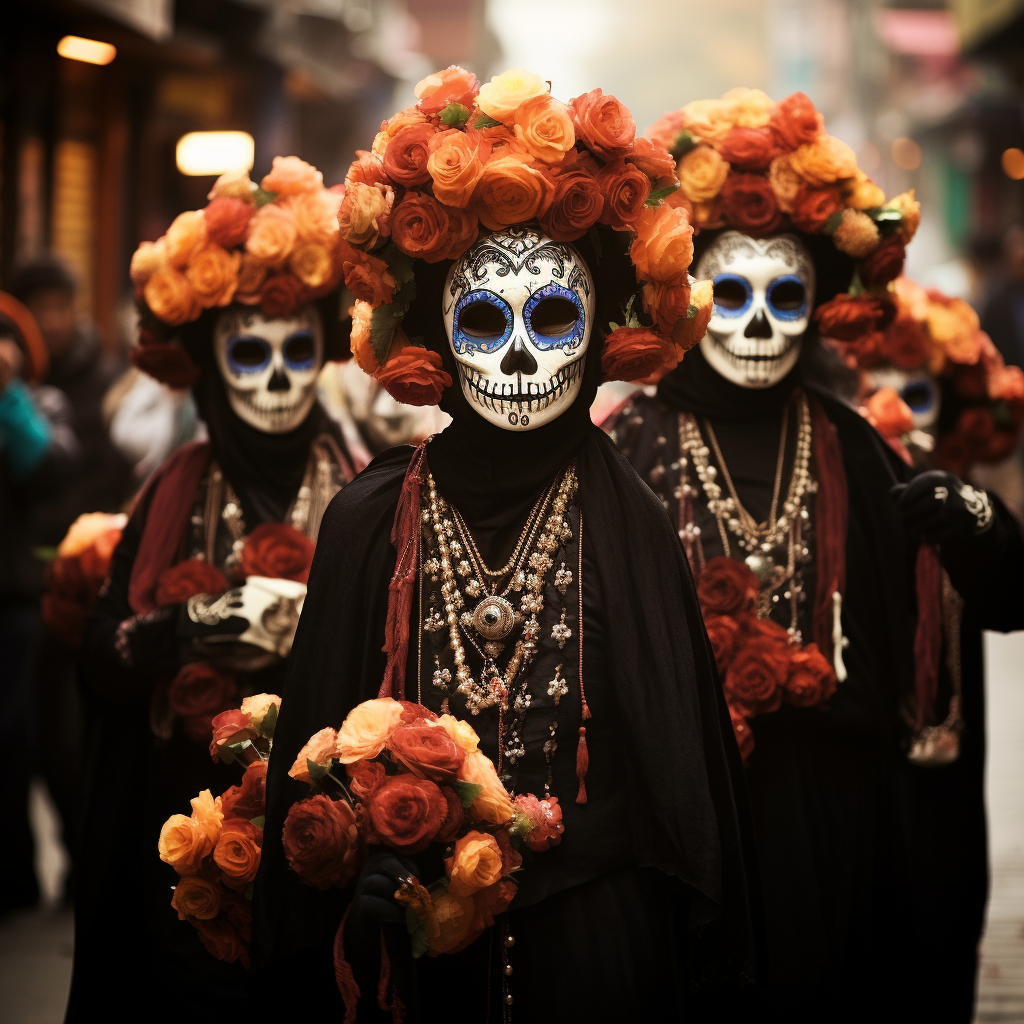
xmin=157 ymin=693 xmax=280 ymax=966
xmin=284 ymin=697 xmax=563 ymax=958
xmin=41 ymin=511 xmax=127 ymax=645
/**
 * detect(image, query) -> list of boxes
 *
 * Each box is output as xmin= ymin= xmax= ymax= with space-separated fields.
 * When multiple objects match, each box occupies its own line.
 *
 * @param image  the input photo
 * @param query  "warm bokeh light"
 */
xmin=891 ymin=136 xmax=922 ymax=171
xmin=175 ymin=132 xmax=255 ymax=177
xmin=1002 ymin=147 xmax=1024 ymax=181
xmin=57 ymin=36 xmax=116 ymax=66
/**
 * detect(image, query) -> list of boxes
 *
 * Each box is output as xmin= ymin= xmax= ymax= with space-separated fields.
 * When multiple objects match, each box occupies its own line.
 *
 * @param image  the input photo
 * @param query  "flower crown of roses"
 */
xmin=648 ymin=88 xmax=921 ymax=349
xmin=339 ymin=66 xmax=714 ymax=407
xmin=127 ymin=156 xmax=350 ymax=388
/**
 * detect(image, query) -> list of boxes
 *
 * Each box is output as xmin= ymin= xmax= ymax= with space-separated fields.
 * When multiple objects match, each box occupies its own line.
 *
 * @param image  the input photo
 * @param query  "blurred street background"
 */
xmin=2 ymin=0 xmax=1024 ymax=1020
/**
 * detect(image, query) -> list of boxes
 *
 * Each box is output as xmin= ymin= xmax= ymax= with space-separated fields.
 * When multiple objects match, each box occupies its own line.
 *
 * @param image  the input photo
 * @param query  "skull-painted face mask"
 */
xmin=443 ymin=226 xmax=594 ymax=430
xmin=213 ymin=306 xmax=324 ymax=433
xmin=696 ymin=231 xmax=815 ymax=389
xmin=865 ymin=365 xmax=941 ymax=431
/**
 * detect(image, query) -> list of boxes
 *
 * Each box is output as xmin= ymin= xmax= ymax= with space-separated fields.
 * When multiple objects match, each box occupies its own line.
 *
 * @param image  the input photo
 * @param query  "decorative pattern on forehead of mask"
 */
xmin=697 ymin=231 xmax=814 ymax=286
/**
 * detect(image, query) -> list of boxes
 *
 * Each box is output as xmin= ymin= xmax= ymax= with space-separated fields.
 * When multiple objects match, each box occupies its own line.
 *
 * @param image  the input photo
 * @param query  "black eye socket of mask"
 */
xmin=459 ymin=300 xmax=508 ymax=340
xmin=530 ymin=296 xmax=579 ymax=336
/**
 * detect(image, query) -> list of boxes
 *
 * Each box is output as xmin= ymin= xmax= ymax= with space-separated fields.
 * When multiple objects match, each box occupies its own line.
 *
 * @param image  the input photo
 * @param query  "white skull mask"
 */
xmin=213 ymin=306 xmax=324 ymax=433
xmin=696 ymin=231 xmax=815 ymax=388
xmin=866 ymin=365 xmax=941 ymax=431
xmin=443 ymin=226 xmax=594 ymax=430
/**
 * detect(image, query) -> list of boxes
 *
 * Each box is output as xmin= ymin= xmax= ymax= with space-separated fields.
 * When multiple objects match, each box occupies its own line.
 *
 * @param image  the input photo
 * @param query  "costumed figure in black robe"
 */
xmin=254 ymin=67 xmax=760 ymax=1022
xmin=66 ymin=158 xmax=360 ymax=1022
xmin=605 ymin=88 xmax=1024 ymax=1022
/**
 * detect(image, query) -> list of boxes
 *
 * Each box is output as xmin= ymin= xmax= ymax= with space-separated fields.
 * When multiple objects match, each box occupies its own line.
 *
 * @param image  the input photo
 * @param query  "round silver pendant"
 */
xmin=744 ymin=552 xmax=776 ymax=585
xmin=471 ymin=595 xmax=516 ymax=640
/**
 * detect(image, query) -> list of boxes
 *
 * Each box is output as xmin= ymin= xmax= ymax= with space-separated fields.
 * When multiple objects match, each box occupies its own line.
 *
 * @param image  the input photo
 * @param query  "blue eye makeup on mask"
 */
xmin=453 ymin=291 xmax=513 ymax=355
xmin=900 ymin=377 xmax=938 ymax=415
xmin=766 ymin=275 xmax=808 ymax=321
xmin=712 ymin=274 xmax=752 ymax=319
xmin=226 ymin=335 xmax=272 ymax=374
xmin=524 ymin=283 xmax=585 ymax=351
xmin=283 ymin=328 xmax=317 ymax=371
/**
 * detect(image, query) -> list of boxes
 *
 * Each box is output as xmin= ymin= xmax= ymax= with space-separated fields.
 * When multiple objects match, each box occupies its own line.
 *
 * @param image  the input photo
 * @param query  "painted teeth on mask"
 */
xmin=709 ymin=334 xmax=793 ymax=381
xmin=230 ymin=387 xmax=309 ymax=426
xmin=463 ymin=356 xmax=583 ymax=415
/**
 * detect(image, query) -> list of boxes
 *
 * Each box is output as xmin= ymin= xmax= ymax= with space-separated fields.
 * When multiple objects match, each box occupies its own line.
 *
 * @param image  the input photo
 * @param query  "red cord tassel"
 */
xmin=576 ymin=726 xmax=589 ymax=804
xmin=332 ymin=907 xmax=359 ymax=1024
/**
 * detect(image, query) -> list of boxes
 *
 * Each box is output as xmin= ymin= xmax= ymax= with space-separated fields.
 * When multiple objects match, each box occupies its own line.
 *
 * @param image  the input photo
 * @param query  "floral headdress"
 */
xmin=341 ymin=66 xmax=714 ymax=405
xmin=128 ymin=157 xmax=351 ymax=388
xmin=648 ymin=89 xmax=921 ymax=349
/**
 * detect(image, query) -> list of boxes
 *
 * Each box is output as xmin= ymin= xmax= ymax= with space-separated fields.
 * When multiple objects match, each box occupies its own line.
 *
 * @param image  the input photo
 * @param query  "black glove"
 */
xmin=350 ymin=849 xmax=420 ymax=926
xmin=890 ymin=470 xmax=995 ymax=543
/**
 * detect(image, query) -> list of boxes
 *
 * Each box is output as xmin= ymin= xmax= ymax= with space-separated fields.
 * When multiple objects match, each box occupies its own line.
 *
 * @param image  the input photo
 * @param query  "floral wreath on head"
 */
xmin=837 ymin=277 xmax=1024 ymax=473
xmin=127 ymin=157 xmax=355 ymax=388
xmin=648 ymin=88 xmax=921 ymax=350
xmin=338 ymin=66 xmax=715 ymax=406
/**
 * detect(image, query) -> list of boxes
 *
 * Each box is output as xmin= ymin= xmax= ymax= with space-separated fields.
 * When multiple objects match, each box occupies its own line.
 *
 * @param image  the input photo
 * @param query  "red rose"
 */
xmin=442 ymin=207 xmax=480 ymax=261
xmin=388 ymin=722 xmax=465 ymax=782
xmin=723 ymin=639 xmax=789 ymax=715
xmin=339 ymin=244 xmax=395 ymax=307
xmin=203 ymin=197 xmax=255 ymax=249
xmin=48 ymin=555 xmax=88 ymax=600
xmin=641 ymin=280 xmax=691 ymax=335
xmin=980 ymin=429 xmax=1016 ymax=462
xmin=390 ymin=192 xmax=452 ymax=263
xmin=539 ymin=160 xmax=605 ymax=242
xmin=957 ymin=406 xmax=995 ymax=443
xmin=383 ymin=122 xmax=435 ymax=187
xmin=627 ymin=138 xmax=677 ymax=181
xmin=346 ymin=759 xmax=386 ymax=801
xmin=367 ymin=775 xmax=445 ymax=853
xmin=467 ymin=879 xmax=516 ymax=939
xmin=168 ymin=662 xmax=237 ymax=718
xmin=719 ymin=173 xmax=782 ymax=236
xmin=728 ymin=704 xmax=755 ymax=762
xmin=155 ymin=559 xmax=229 ymax=607
xmin=860 ymin=236 xmax=906 ymax=287
xmin=239 ymin=523 xmax=314 ymax=583
xmin=789 ymin=185 xmax=843 ymax=233
xmin=814 ymin=294 xmax=895 ymax=342
xmin=569 ymin=88 xmax=636 ymax=159
xmin=951 ymin=361 xmax=987 ymax=402
xmin=398 ymin=701 xmax=439 ymax=724
xmin=220 ymin=760 xmax=268 ymax=821
xmin=597 ymin=158 xmax=651 ymax=230
xmin=784 ymin=642 xmax=836 ymax=707
xmin=600 ymin=326 xmax=678 ymax=384
xmin=259 ymin=274 xmax=307 ymax=318
xmin=283 ymin=794 xmax=364 ymax=889
xmin=220 ymin=891 xmax=253 ymax=944
xmin=376 ymin=346 xmax=452 ymax=406
xmin=40 ymin=592 xmax=87 ymax=647
xmin=435 ymin=785 xmax=466 ymax=843
xmin=697 ymin=556 xmax=759 ymax=616
xmin=718 ymin=127 xmax=777 ymax=172
xmin=769 ymin=92 xmax=824 ymax=151
xmin=705 ymin=615 xmax=741 ymax=674
xmin=882 ymin=318 xmax=930 ymax=370
xmin=932 ymin=432 xmax=972 ymax=477
xmin=131 ymin=342 xmax=201 ymax=390
xmin=738 ymin=612 xmax=790 ymax=645
xmin=209 ymin=709 xmax=257 ymax=762
xmin=191 ymin=917 xmax=249 ymax=968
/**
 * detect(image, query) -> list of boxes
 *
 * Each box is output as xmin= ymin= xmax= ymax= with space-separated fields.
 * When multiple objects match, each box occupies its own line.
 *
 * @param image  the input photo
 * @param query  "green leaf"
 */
xmin=249 ymin=815 xmax=266 ymax=829
xmin=669 ymin=129 xmax=696 ymax=159
xmin=607 ymin=320 xmax=621 ymax=332
xmin=473 ymin=113 xmax=502 ymax=129
xmin=451 ymin=780 xmax=482 ymax=809
xmin=645 ymin=180 xmax=681 ymax=207
xmin=380 ymin=242 xmax=416 ymax=290
xmin=440 ymin=102 xmax=471 ymax=128
xmin=307 ymin=758 xmax=330 ymax=785
xmin=244 ymin=883 xmax=254 ymax=901
xmin=847 ymin=268 xmax=865 ymax=297
xmin=259 ymin=703 xmax=279 ymax=739
xmin=874 ymin=208 xmax=903 ymax=223
xmin=252 ymin=187 xmax=278 ymax=208
xmin=219 ymin=740 xmax=251 ymax=766
xmin=992 ymin=400 xmax=1013 ymax=430
xmin=406 ymin=907 xmax=430 ymax=958
xmin=686 ymin=303 xmax=699 ymax=319
xmin=823 ymin=211 xmax=844 ymax=236
xmin=367 ymin=243 xmax=418 ymax=365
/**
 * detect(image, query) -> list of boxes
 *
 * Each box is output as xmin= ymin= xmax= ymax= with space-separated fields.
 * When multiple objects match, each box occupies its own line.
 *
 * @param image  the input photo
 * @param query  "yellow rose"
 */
xmin=164 ymin=210 xmax=207 ymax=269
xmin=129 ymin=240 xmax=166 ymax=286
xmin=335 ymin=698 xmax=403 ymax=763
xmin=245 ymin=203 xmax=298 ymax=267
xmin=437 ymin=714 xmax=480 ymax=756
xmin=158 ymin=814 xmax=213 ymax=876
xmin=191 ymin=789 xmax=224 ymax=844
xmin=886 ymin=189 xmax=921 ymax=244
xmin=722 ymin=86 xmax=774 ymax=129
xmin=186 ymin=243 xmax=240 ymax=309
xmin=144 ymin=267 xmax=201 ymax=326
xmin=679 ymin=98 xmax=734 ymax=144
xmin=477 ymin=68 xmax=548 ymax=125
xmin=842 ymin=171 xmax=886 ymax=211
xmin=371 ymin=130 xmax=389 ymax=159
xmin=677 ymin=144 xmax=730 ymax=203
xmin=208 ymin=169 xmax=256 ymax=203
xmin=338 ymin=182 xmax=393 ymax=246
xmin=288 ymin=726 xmax=339 ymax=785
xmin=461 ymin=749 xmax=514 ymax=825
xmin=446 ymin=831 xmax=504 ymax=897
xmin=788 ymin=135 xmax=858 ymax=186
xmin=290 ymin=243 xmax=333 ymax=289
xmin=768 ymin=154 xmax=802 ymax=213
xmin=239 ymin=693 xmax=281 ymax=730
xmin=832 ymin=209 xmax=880 ymax=259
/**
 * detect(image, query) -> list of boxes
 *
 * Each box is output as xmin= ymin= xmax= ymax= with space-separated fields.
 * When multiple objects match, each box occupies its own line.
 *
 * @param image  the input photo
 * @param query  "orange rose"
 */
xmin=289 ymin=243 xmax=334 ymax=290
xmin=349 ymin=300 xmax=378 ymax=374
xmin=717 ymin=126 xmax=777 ymax=172
xmin=768 ymin=92 xmax=824 ymax=151
xmin=427 ymin=887 xmax=476 ymax=955
xmin=375 ymin=345 xmax=452 ymax=406
xmin=673 ymin=279 xmax=714 ymax=354
xmin=186 ymin=243 xmax=240 ymax=309
xmin=213 ymin=823 xmax=261 ymax=887
xmin=477 ymin=68 xmax=548 ymax=124
xmin=600 ymin=326 xmax=678 ymax=384
xmin=927 ymin=294 xmax=982 ymax=363
xmin=335 ymin=697 xmax=403 ymax=763
xmin=130 ymin=240 xmax=166 ymax=286
xmin=442 ymin=207 xmax=480 ymax=261
xmin=191 ymin=789 xmax=224 ymax=843
xmin=203 ymin=196 xmax=255 ymax=248
xmin=58 ymin=512 xmax=126 ymax=558
xmin=261 ymin=155 xmax=323 ymax=197
xmin=789 ymin=135 xmax=857 ymax=186
xmin=144 ymin=267 xmax=201 ymax=326
xmin=539 ymin=160 xmax=604 ymax=242
xmin=691 ymin=198 xmax=726 ymax=230
xmin=513 ymin=94 xmax=575 ymax=164
xmin=768 ymin=154 xmax=803 ymax=213
xmin=720 ymin=173 xmax=783 ymax=236
xmin=569 ymin=88 xmax=636 ymax=160
xmin=630 ymin=204 xmax=694 ymax=285
xmin=446 ymin=831 xmax=504 ymax=896
xmin=246 ymin=203 xmax=298 ymax=267
xmin=346 ymin=150 xmax=388 ymax=187
xmin=843 ymin=172 xmax=886 ymax=211
xmin=235 ymin=253 xmax=268 ymax=304
xmin=473 ymin=154 xmax=555 ymax=231
xmin=337 ymin=182 xmax=394 ymax=246
xmin=164 ymin=210 xmax=207 ymax=268
xmin=646 ymin=109 xmax=689 ymax=154
xmin=437 ymin=714 xmax=480 ymax=755
xmin=628 ymin=137 xmax=677 ymax=181
xmin=290 ymin=188 xmax=342 ymax=247
xmin=861 ymin=387 xmax=913 ymax=439
xmin=789 ymin=185 xmax=843 ymax=234
xmin=171 ymin=875 xmax=222 ymax=921
xmin=596 ymin=158 xmax=650 ymax=230
xmin=259 ymin=273 xmax=307 ymax=318
xmin=642 ymin=280 xmax=691 ymax=334
xmin=427 ymin=132 xmax=486 ymax=209
xmin=288 ymin=726 xmax=339 ymax=785
xmin=677 ymin=144 xmax=729 ymax=203
xmin=414 ymin=65 xmax=480 ymax=114
xmin=383 ymin=122 xmax=436 ymax=187
xmin=390 ymin=192 xmax=452 ymax=263
xmin=158 ymin=814 xmax=213 ymax=876
xmin=340 ymin=245 xmax=396 ymax=306
xmin=832 ymin=209 xmax=880 ymax=259
xmin=461 ymin=749 xmax=514 ymax=825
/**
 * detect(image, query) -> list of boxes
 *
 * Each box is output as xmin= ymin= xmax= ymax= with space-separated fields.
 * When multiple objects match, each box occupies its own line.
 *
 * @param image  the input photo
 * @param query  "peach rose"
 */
xmin=477 ymin=68 xmax=548 ymax=124
xmin=384 ymin=122 xmax=436 ymax=187
xmin=203 ymin=196 xmax=255 ymax=249
xmin=597 ymin=158 xmax=650 ymax=230
xmin=185 ymin=243 xmax=240 ymax=309
xmin=673 ymin=278 xmax=714 ymax=354
xmin=832 ymin=209 xmax=880 ymax=259
xmin=601 ymin=326 xmax=678 ymax=384
xmin=768 ymin=91 xmax=824 ymax=150
xmin=130 ymin=240 xmax=166 ymax=286
xmin=235 ymin=253 xmax=268 ymax=304
xmin=290 ymin=243 xmax=334 ymax=290
xmin=382 ymin=108 xmax=430 ymax=138
xmin=646 ymin=109 xmax=689 ymax=154
xmin=427 ymin=887 xmax=476 ymax=955
xmin=261 ymin=156 xmax=323 ymax=197
xmin=171 ymin=875 xmax=222 ymax=921
xmin=288 ymin=726 xmax=339 ymax=785
xmin=414 ymin=65 xmax=480 ymax=114
xmin=158 ymin=814 xmax=213 ymax=876
xmin=57 ymin=512 xmax=127 ymax=558
xmin=144 ymin=267 xmax=201 ymax=326
xmin=335 ymin=698 xmax=403 ymax=763
xmin=375 ymin=345 xmax=452 ymax=406
xmin=679 ymin=98 xmax=734 ymax=145
xmin=246 ymin=203 xmax=298 ymax=267
xmin=192 ymin=789 xmax=224 ymax=844
xmin=337 ymin=182 xmax=393 ymax=246
xmin=843 ymin=172 xmax=886 ymax=211
xmin=473 ymin=154 xmax=555 ymax=231
xmin=642 ymin=280 xmax=691 ymax=334
xmin=887 ymin=190 xmax=921 ymax=244
xmin=768 ymin=153 xmax=803 ymax=213
xmin=723 ymin=87 xmax=775 ymax=129
xmin=239 ymin=693 xmax=281 ymax=732
xmin=630 ymin=204 xmax=694 ymax=286
xmin=213 ymin=824 xmax=261 ymax=887
xmin=208 ymin=169 xmax=257 ymax=203
xmin=789 ymin=135 xmax=858 ymax=186
xmin=513 ymin=94 xmax=575 ymax=164
xmin=427 ymin=132 xmax=486 ymax=209
xmin=446 ymin=831 xmax=504 ymax=896
xmin=437 ymin=714 xmax=480 ymax=755
xmin=346 ymin=150 xmax=388 ymax=187
xmin=164 ymin=210 xmax=207 ymax=268
xmin=569 ymin=88 xmax=636 ymax=160
xmin=927 ymin=295 xmax=981 ymax=363
xmin=677 ymin=144 xmax=730 ymax=203
xmin=628 ymin=137 xmax=677 ymax=181
xmin=340 ymin=246 xmax=395 ymax=307
xmin=349 ymin=300 xmax=379 ymax=374
xmin=861 ymin=387 xmax=913 ymax=439
xmin=291 ymin=188 xmax=342 ymax=247
xmin=461 ymin=749 xmax=514 ymax=825
xmin=691 ymin=198 xmax=725 ymax=230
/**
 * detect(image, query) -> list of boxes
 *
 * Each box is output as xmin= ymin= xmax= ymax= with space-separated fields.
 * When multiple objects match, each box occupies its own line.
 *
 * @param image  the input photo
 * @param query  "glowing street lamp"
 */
xmin=175 ymin=132 xmax=255 ymax=177
xmin=57 ymin=36 xmax=117 ymax=65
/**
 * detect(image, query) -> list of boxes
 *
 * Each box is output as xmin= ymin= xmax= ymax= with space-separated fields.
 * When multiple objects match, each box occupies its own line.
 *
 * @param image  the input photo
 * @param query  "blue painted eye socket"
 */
xmin=283 ymin=329 xmax=317 ymax=371
xmin=227 ymin=335 xmax=271 ymax=375
xmin=712 ymin=274 xmax=752 ymax=319
xmin=900 ymin=377 xmax=938 ymax=414
xmin=766 ymin=275 xmax=808 ymax=321
xmin=524 ymin=284 xmax=585 ymax=351
xmin=453 ymin=291 xmax=513 ymax=355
